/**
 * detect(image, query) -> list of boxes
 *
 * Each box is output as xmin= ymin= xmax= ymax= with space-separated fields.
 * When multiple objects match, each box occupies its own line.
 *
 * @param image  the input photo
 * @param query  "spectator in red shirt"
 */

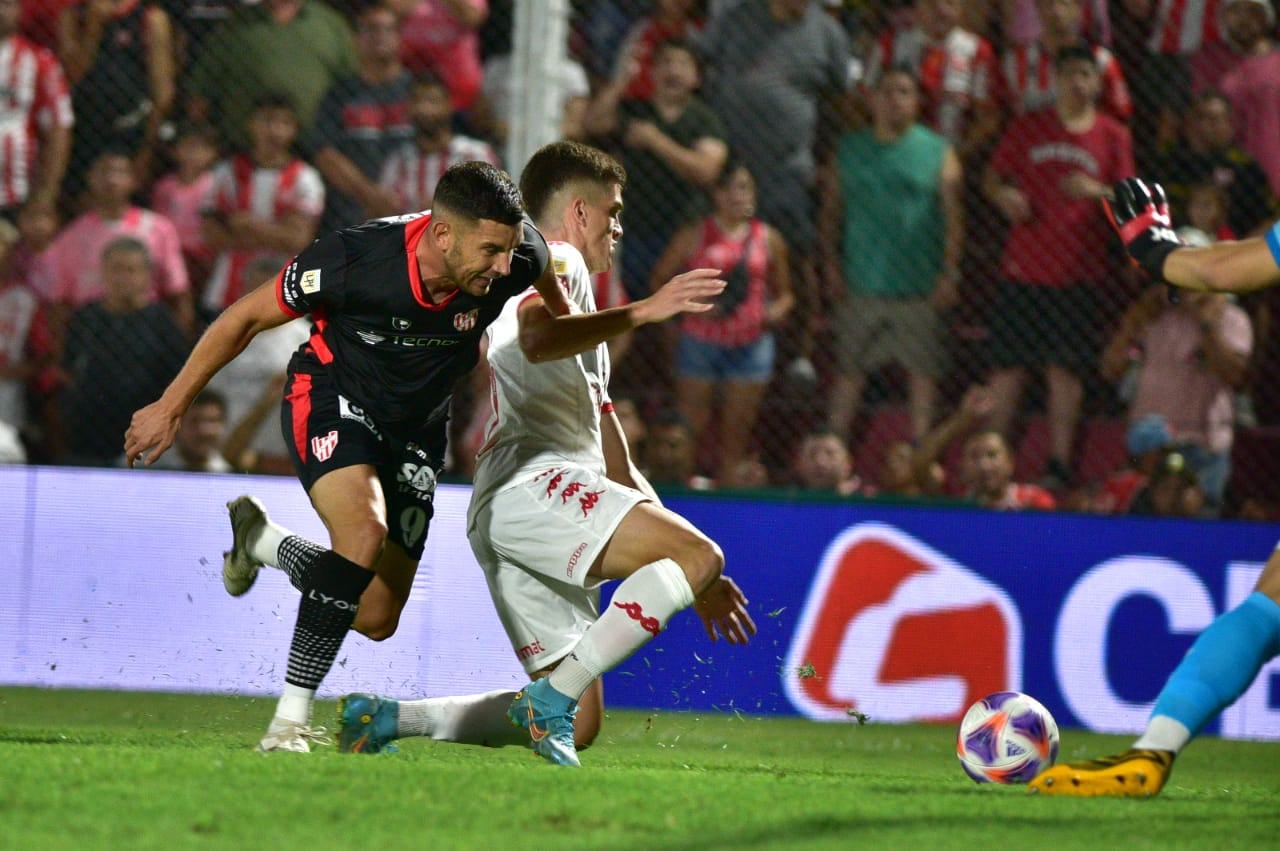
xmin=962 ymin=429 xmax=1057 ymax=510
xmin=981 ymin=42 xmax=1134 ymax=489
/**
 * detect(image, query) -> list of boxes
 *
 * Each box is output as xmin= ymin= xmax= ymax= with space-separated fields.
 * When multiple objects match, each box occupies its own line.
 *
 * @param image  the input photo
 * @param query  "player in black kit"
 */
xmin=124 ymin=161 xmax=724 ymax=751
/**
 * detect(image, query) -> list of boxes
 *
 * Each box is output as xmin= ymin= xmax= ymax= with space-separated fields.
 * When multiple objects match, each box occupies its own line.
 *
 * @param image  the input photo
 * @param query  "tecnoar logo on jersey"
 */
xmin=783 ymin=522 xmax=1023 ymax=723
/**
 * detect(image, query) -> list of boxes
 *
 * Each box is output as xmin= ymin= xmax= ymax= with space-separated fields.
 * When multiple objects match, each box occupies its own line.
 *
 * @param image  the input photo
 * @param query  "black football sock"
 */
xmin=276 ymin=535 xmax=326 ymax=592
xmin=284 ymin=550 xmax=374 ymax=690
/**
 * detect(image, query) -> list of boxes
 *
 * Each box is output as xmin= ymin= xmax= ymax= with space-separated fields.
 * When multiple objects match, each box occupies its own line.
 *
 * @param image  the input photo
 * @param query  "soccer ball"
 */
xmin=956 ymin=691 xmax=1059 ymax=784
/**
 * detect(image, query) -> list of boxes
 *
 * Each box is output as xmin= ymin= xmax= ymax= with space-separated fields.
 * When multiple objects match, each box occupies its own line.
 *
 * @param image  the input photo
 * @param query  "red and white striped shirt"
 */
xmin=379 ymin=135 xmax=499 ymax=212
xmin=998 ymin=42 xmax=1133 ymax=121
xmin=864 ymin=26 xmax=997 ymax=145
xmin=1147 ymin=0 xmax=1222 ymax=55
xmin=202 ymin=154 xmax=325 ymax=313
xmin=0 ymin=35 xmax=72 ymax=208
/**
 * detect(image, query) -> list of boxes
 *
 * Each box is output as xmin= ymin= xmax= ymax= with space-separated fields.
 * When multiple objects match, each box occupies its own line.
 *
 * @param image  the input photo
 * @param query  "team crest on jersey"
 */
xmin=310 ymin=430 xmax=339 ymax=462
xmin=392 ymin=317 xmax=412 ymax=330
xmin=300 ymin=269 xmax=321 ymax=294
xmin=453 ymin=309 xmax=478 ymax=331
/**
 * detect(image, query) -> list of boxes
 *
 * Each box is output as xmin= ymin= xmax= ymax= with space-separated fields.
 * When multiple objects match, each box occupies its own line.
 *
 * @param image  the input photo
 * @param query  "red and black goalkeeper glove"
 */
xmin=1103 ymin=177 xmax=1183 ymax=281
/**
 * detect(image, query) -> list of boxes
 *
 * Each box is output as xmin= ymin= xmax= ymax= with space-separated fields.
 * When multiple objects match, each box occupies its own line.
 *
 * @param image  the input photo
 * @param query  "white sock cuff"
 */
xmin=647 ymin=557 xmax=696 ymax=610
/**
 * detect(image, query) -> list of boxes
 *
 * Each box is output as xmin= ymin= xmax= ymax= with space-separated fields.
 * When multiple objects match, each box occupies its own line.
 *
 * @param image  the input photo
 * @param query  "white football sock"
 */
xmin=249 ymin=517 xmax=290 ymax=566
xmin=275 ymin=683 xmax=314 ymax=726
xmin=396 ymin=690 xmax=525 ymax=746
xmin=1133 ymin=715 xmax=1192 ymax=753
xmin=549 ymin=558 xmax=695 ymax=701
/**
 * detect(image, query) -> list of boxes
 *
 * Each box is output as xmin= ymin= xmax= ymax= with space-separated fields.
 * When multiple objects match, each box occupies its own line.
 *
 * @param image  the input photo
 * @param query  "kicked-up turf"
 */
xmin=1 ymin=687 xmax=1278 ymax=850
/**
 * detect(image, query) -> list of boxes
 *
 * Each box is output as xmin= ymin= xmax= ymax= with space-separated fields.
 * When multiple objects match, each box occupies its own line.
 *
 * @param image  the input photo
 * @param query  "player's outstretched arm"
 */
xmin=124 ymin=279 xmax=294 ymax=467
xmin=521 ymin=264 xmax=725 ymax=363
xmin=1106 ymin=177 xmax=1280 ymax=293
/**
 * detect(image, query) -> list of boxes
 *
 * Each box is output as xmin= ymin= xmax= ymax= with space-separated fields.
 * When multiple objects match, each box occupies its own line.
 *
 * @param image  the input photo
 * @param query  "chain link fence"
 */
xmin=3 ymin=0 xmax=1278 ymax=519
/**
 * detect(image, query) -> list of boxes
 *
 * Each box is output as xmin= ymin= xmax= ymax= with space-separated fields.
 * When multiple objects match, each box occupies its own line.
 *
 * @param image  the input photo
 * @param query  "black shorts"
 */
xmin=987 ymin=280 xmax=1101 ymax=374
xmin=281 ymin=364 xmax=446 ymax=560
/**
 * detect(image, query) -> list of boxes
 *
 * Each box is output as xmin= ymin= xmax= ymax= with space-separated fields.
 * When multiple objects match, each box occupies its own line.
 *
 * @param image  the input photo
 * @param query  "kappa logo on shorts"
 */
xmin=784 ymin=523 xmax=1022 ymax=724
xmin=566 ymin=542 xmax=588 ymax=578
xmin=310 ymin=430 xmax=339 ymax=462
xmin=578 ymin=490 xmax=604 ymax=517
xmin=453 ymin=309 xmax=478 ymax=332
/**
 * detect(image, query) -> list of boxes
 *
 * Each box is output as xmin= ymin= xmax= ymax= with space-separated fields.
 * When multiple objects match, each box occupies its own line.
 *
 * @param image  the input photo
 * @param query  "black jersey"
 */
xmin=277 ymin=211 xmax=549 ymax=430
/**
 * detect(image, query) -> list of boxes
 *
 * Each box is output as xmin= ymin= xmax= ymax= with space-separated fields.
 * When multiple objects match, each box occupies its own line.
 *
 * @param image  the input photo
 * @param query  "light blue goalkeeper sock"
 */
xmin=1145 ymin=592 xmax=1280 ymax=746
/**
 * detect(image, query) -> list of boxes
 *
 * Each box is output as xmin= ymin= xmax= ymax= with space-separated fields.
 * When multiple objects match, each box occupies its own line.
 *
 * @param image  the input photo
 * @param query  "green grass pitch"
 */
xmin=2 ymin=688 xmax=1278 ymax=849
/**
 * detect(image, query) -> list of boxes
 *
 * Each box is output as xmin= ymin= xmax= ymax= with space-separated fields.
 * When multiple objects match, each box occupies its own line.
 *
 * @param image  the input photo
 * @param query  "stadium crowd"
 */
xmin=2 ymin=0 xmax=1280 ymax=520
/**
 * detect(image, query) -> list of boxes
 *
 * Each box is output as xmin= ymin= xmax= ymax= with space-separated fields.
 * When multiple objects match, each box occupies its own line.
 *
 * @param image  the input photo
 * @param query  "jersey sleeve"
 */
xmin=278 ymin=230 xmax=348 ymax=318
xmin=1266 ymin=221 xmax=1280 ymax=270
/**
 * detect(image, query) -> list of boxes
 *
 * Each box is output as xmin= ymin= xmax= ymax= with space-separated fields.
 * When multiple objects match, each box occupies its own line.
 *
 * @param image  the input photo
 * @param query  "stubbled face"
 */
xmin=410 ymin=82 xmax=453 ymax=138
xmin=963 ymin=433 xmax=1013 ymax=499
xmin=796 ymin=435 xmax=852 ymax=491
xmin=580 ymin=183 xmax=624 ymax=275
xmin=441 ymin=217 xmax=522 ymax=297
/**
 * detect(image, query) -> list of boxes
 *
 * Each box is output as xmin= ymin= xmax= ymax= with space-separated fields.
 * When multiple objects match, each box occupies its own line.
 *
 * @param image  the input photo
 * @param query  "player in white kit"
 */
xmin=337 ymin=142 xmax=755 ymax=766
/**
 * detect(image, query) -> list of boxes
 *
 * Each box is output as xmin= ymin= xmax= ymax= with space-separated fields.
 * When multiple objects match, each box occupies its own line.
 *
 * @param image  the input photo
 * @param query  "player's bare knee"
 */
xmin=674 ymin=535 xmax=724 ymax=596
xmin=335 ymin=518 xmax=389 ymax=567
xmin=353 ymin=607 xmax=401 ymax=642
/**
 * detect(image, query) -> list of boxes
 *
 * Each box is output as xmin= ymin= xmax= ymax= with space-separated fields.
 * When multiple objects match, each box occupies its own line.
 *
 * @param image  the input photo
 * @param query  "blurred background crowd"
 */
xmin=3 ymin=0 xmax=1280 ymax=521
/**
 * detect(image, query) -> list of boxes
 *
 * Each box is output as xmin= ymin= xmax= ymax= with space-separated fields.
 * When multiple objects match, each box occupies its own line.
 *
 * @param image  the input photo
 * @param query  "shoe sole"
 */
xmin=222 ymin=496 xmax=266 ymax=597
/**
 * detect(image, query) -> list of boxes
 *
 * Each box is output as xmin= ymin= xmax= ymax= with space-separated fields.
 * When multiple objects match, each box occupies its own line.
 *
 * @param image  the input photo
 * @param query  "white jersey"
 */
xmin=470 ymin=241 xmax=612 ymax=505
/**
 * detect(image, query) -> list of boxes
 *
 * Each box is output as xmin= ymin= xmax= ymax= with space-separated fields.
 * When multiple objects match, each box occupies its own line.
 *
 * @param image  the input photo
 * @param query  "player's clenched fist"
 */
xmin=1103 ymin=177 xmax=1183 ymax=280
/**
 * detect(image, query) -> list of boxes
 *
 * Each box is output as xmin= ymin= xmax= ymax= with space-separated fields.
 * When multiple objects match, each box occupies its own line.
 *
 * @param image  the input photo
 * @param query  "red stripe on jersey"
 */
xmin=308 ymin=317 xmax=334 ymax=364
xmin=600 ymin=402 xmax=614 ymax=415
xmin=287 ymin=371 xmax=313 ymax=461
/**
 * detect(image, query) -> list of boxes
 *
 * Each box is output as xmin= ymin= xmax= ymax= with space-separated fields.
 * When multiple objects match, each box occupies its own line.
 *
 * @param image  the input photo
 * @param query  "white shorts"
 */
xmin=467 ymin=464 xmax=649 ymax=674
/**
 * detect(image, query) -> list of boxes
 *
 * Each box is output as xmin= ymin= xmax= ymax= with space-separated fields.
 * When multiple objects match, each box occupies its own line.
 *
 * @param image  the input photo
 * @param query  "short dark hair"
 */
xmin=433 ymin=161 xmax=525 ymax=226
xmin=877 ymin=63 xmax=920 ymax=88
xmin=250 ymin=91 xmax=298 ymax=116
xmin=653 ymin=36 xmax=701 ymax=67
xmin=101 ymin=235 xmax=152 ymax=266
xmin=519 ymin=141 xmax=627 ymax=224
xmin=191 ymin=388 xmax=227 ymax=416
xmin=409 ymin=71 xmax=449 ymax=96
xmin=1054 ymin=41 xmax=1097 ymax=69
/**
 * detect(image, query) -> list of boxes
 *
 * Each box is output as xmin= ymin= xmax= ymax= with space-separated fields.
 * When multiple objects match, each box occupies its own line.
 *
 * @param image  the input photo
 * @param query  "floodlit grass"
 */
xmin=2 ymin=688 xmax=1278 ymax=849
